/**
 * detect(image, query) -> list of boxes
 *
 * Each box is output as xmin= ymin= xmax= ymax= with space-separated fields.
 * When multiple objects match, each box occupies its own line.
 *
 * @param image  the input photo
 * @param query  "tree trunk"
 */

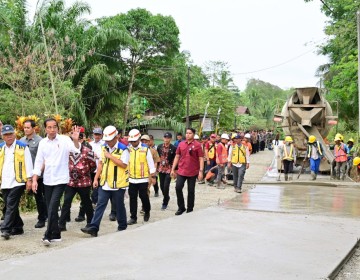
xmin=122 ymin=66 xmax=136 ymax=134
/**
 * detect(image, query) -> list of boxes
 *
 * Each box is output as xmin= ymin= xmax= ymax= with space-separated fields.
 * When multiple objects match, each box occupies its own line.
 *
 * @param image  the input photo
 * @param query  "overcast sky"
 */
xmin=27 ymin=0 xmax=329 ymax=90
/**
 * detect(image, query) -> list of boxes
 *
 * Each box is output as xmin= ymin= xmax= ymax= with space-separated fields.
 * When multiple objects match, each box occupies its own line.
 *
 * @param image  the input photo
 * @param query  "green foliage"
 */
xmin=305 ymin=0 xmax=360 ymax=130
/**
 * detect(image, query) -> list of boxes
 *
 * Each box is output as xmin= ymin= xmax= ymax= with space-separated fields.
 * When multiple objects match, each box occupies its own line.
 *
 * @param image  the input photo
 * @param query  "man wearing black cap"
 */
xmin=157 ymin=132 xmax=176 ymax=210
xmin=0 ymin=124 xmax=33 ymax=240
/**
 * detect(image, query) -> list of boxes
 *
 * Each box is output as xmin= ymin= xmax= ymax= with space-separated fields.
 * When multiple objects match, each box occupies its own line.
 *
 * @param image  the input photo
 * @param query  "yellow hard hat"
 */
xmin=348 ymin=138 xmax=354 ymax=143
xmin=335 ymin=133 xmax=343 ymax=141
xmin=353 ymin=157 xmax=360 ymax=166
xmin=334 ymin=137 xmax=341 ymax=142
xmin=285 ymin=136 xmax=293 ymax=142
xmin=308 ymin=135 xmax=316 ymax=143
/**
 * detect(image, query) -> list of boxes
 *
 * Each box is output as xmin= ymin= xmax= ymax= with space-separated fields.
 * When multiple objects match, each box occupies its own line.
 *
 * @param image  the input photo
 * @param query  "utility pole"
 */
xmin=186 ymin=66 xmax=190 ymax=128
xmin=357 ymin=11 xmax=360 ymax=139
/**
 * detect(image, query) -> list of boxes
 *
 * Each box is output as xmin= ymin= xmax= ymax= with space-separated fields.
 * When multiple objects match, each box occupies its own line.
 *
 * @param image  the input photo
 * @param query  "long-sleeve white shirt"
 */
xmin=90 ymin=139 xmax=104 ymax=173
xmin=1 ymin=141 xmax=33 ymax=189
xmin=33 ymin=134 xmax=80 ymax=186
xmin=129 ymin=143 xmax=156 ymax=184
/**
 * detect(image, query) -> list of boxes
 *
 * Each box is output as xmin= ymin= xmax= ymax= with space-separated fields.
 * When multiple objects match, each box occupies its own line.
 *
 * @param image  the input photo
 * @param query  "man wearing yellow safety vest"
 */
xmin=0 ymin=125 xmax=33 ymax=240
xmin=227 ymin=134 xmax=250 ymax=193
xmin=278 ymin=136 xmax=297 ymax=181
xmin=127 ymin=129 xmax=156 ymax=225
xmin=81 ymin=125 xmax=129 ymax=237
xmin=334 ymin=136 xmax=348 ymax=180
xmin=304 ymin=135 xmax=324 ymax=180
xmin=205 ymin=134 xmax=217 ymax=171
xmin=352 ymin=157 xmax=360 ymax=182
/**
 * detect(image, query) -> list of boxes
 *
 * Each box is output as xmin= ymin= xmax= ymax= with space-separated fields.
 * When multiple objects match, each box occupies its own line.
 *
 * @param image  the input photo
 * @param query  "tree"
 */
xmin=98 ymin=8 xmax=181 ymax=133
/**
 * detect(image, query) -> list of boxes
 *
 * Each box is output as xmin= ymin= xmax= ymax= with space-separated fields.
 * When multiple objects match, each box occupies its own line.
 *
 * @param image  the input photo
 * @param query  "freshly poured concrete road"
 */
xmin=1 ymin=184 xmax=360 ymax=280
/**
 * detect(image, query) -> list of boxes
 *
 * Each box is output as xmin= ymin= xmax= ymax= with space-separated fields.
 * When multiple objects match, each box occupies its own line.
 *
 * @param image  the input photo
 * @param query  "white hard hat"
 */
xmin=194 ymin=134 xmax=200 ymax=140
xmin=128 ymin=129 xmax=141 ymax=141
xmin=244 ymin=133 xmax=251 ymax=139
xmin=221 ymin=133 xmax=230 ymax=140
xmin=102 ymin=126 xmax=118 ymax=141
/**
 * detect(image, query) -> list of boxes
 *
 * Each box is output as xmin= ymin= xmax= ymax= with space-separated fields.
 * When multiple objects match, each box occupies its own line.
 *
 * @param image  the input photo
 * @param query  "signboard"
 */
xmin=202 ymin=118 xmax=214 ymax=132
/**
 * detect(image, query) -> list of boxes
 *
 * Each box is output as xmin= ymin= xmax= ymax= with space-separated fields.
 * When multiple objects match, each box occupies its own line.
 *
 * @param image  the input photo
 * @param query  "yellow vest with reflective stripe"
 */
xmin=231 ymin=145 xmax=247 ymax=164
xmin=207 ymin=143 xmax=216 ymax=159
xmin=129 ymin=146 xmax=150 ymax=179
xmin=283 ymin=144 xmax=294 ymax=161
xmin=100 ymin=144 xmax=129 ymax=189
xmin=307 ymin=141 xmax=322 ymax=158
xmin=0 ymin=141 xmax=27 ymax=183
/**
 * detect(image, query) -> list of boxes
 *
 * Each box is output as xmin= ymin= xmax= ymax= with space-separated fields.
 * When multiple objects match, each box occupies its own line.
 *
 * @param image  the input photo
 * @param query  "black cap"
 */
xmin=164 ymin=132 xmax=172 ymax=138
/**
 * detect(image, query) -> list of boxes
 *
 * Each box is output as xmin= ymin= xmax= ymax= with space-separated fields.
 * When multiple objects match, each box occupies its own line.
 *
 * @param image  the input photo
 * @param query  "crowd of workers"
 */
xmin=0 ymin=119 xmax=358 ymax=246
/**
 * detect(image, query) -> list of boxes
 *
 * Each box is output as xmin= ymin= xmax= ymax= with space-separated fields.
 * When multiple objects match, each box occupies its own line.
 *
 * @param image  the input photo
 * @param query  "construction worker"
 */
xmin=227 ymin=135 xmax=250 ymax=193
xmin=352 ymin=157 xmax=360 ymax=182
xmin=216 ymin=133 xmax=229 ymax=189
xmin=334 ymin=136 xmax=348 ymax=180
xmin=346 ymin=138 xmax=355 ymax=176
xmin=242 ymin=133 xmax=253 ymax=154
xmin=205 ymin=134 xmax=217 ymax=171
xmin=278 ymin=136 xmax=296 ymax=181
xmin=305 ymin=135 xmax=324 ymax=180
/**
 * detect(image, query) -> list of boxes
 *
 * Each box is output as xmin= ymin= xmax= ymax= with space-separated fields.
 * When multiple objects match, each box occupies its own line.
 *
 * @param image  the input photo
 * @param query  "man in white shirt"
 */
xmin=32 ymin=118 xmax=80 ymax=246
xmin=0 ymin=125 xmax=33 ymax=240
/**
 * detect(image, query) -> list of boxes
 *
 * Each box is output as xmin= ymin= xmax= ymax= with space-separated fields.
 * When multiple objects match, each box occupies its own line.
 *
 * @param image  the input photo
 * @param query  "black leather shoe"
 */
xmin=186 ymin=209 xmax=193 ymax=213
xmin=127 ymin=218 xmax=137 ymax=225
xmin=144 ymin=213 xmax=150 ymax=222
xmin=34 ymin=220 xmax=45 ymax=228
xmin=81 ymin=227 xmax=98 ymax=237
xmin=109 ymin=214 xmax=116 ymax=221
xmin=75 ymin=216 xmax=85 ymax=222
xmin=1 ymin=232 xmax=10 ymax=240
xmin=11 ymin=228 xmax=24 ymax=235
xmin=175 ymin=209 xmax=186 ymax=216
xmin=58 ymin=224 xmax=67 ymax=232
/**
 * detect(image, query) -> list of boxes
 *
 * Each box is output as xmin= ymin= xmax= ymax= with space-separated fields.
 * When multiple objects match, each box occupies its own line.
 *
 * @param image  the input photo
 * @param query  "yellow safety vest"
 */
xmin=0 ymin=141 xmax=27 ymax=183
xmin=307 ymin=141 xmax=322 ymax=158
xmin=129 ymin=145 xmax=150 ymax=179
xmin=231 ymin=145 xmax=247 ymax=164
xmin=207 ymin=143 xmax=216 ymax=160
xmin=283 ymin=144 xmax=294 ymax=161
xmin=100 ymin=144 xmax=129 ymax=189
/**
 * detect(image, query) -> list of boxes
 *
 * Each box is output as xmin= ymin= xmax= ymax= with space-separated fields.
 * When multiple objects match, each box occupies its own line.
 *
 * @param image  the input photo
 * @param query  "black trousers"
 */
xmin=153 ymin=177 xmax=159 ymax=194
xmin=175 ymin=175 xmax=197 ymax=211
xmin=44 ymin=184 xmax=66 ymax=239
xmin=129 ymin=182 xmax=151 ymax=220
xmin=59 ymin=186 xmax=94 ymax=225
xmin=34 ymin=178 xmax=47 ymax=222
xmin=159 ymin=172 xmax=171 ymax=206
xmin=283 ymin=160 xmax=294 ymax=174
xmin=1 ymin=185 xmax=25 ymax=233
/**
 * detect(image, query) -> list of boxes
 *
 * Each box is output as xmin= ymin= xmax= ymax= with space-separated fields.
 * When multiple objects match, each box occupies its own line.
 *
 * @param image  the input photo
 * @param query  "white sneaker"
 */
xmin=42 ymin=238 xmax=51 ymax=246
xmin=50 ymin=238 xmax=62 ymax=242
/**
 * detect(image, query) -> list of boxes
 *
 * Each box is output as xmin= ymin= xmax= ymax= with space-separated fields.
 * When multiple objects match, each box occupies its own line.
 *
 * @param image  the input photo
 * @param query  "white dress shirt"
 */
xmin=101 ymin=143 xmax=130 ymax=191
xmin=1 ymin=141 xmax=33 ymax=189
xmin=33 ymin=134 xmax=80 ymax=186
xmin=90 ymin=140 xmax=104 ymax=172
xmin=129 ymin=143 xmax=156 ymax=184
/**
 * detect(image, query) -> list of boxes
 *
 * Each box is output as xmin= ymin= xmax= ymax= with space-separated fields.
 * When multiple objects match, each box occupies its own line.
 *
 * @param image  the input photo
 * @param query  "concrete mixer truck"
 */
xmin=274 ymin=87 xmax=337 ymax=171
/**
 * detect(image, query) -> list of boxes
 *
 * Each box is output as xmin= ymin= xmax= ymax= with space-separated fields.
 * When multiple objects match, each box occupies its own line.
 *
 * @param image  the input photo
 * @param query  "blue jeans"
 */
xmin=232 ymin=165 xmax=246 ymax=189
xmin=310 ymin=158 xmax=321 ymax=174
xmin=89 ymin=187 xmax=127 ymax=231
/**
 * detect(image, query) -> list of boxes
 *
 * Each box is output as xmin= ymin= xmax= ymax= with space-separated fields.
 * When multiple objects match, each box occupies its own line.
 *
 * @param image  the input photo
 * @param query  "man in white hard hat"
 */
xmin=127 ymin=129 xmax=156 ymax=225
xmin=215 ymin=133 xmax=229 ymax=189
xmin=81 ymin=125 xmax=129 ymax=237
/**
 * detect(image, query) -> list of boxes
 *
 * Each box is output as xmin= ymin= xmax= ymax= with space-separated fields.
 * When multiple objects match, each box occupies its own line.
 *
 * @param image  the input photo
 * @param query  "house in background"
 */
xmin=236 ymin=106 xmax=251 ymax=115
